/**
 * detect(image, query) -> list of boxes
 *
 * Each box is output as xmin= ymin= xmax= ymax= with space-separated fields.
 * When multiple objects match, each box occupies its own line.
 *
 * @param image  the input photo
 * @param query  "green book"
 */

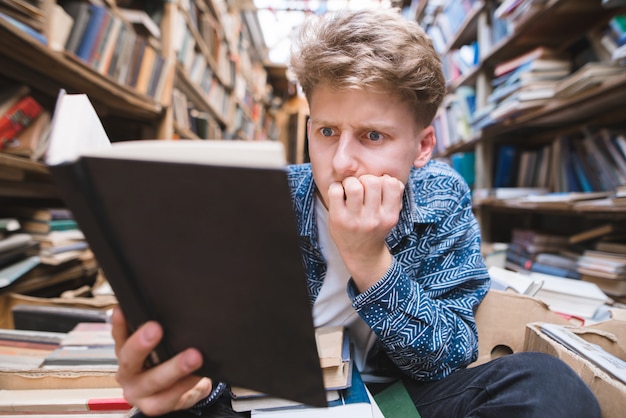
xmin=22 ymin=219 xmax=79 ymax=234
xmin=374 ymin=380 xmax=421 ymax=418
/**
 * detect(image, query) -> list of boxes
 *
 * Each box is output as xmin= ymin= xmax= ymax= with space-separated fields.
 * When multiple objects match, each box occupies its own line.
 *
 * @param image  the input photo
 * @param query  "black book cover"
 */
xmin=48 ymin=156 xmax=326 ymax=407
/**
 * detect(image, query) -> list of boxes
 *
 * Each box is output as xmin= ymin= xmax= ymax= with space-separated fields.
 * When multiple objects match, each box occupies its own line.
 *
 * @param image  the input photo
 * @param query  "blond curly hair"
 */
xmin=289 ymin=8 xmax=445 ymax=128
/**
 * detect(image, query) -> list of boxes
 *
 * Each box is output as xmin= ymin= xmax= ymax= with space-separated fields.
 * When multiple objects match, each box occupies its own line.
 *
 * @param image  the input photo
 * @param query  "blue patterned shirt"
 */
xmin=287 ymin=160 xmax=490 ymax=382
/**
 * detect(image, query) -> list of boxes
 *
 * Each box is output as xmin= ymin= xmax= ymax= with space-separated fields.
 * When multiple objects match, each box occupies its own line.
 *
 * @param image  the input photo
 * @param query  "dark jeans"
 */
xmin=132 ymin=352 xmax=600 ymax=418
xmin=402 ymin=352 xmax=600 ymax=418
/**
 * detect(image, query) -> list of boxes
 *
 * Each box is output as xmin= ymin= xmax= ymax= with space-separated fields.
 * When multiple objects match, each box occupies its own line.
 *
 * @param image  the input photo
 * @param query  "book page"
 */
xmin=86 ymin=139 xmax=286 ymax=168
xmin=45 ymin=91 xmax=286 ymax=169
xmin=316 ymin=326 xmax=345 ymax=368
xmin=45 ymin=91 xmax=111 ymax=166
xmin=487 ymin=266 xmax=543 ymax=296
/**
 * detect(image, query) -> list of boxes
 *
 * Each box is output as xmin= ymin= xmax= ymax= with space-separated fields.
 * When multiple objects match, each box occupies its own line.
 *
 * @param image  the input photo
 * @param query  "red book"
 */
xmin=493 ymin=46 xmax=558 ymax=77
xmin=87 ymin=397 xmax=132 ymax=411
xmin=0 ymin=96 xmax=43 ymax=149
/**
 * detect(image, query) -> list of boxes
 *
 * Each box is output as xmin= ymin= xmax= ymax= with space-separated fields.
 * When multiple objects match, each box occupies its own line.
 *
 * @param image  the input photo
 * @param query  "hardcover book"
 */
xmin=45 ymin=90 xmax=326 ymax=407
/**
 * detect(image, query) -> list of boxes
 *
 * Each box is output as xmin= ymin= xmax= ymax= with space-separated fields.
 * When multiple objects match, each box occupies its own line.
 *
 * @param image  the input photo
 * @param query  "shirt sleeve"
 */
xmin=347 ymin=170 xmax=490 ymax=382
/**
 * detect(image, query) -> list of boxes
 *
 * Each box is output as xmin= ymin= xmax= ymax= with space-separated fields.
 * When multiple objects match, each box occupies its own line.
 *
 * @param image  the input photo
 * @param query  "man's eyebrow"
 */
xmin=309 ymin=118 xmax=398 ymax=132
xmin=308 ymin=118 xmax=332 ymax=126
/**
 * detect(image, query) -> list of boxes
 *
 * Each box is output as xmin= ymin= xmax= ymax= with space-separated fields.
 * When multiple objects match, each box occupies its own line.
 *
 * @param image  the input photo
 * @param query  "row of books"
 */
xmin=432 ymin=85 xmax=476 ymax=152
xmin=180 ymin=0 xmax=222 ymax=65
xmin=59 ymin=1 xmax=171 ymax=101
xmin=492 ymin=128 xmax=626 ymax=192
xmin=173 ymin=1 xmax=234 ymax=90
xmin=171 ymin=87 xmax=224 ymax=139
xmin=441 ymin=41 xmax=480 ymax=86
xmin=427 ymin=3 xmax=480 ymax=54
xmin=494 ymin=0 xmax=548 ymax=32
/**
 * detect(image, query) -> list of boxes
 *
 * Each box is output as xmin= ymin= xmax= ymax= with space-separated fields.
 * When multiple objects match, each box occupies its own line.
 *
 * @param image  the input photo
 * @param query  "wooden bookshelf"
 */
xmin=0 ymin=0 xmax=279 ymax=199
xmin=0 ymin=17 xmax=162 ymax=121
xmin=416 ymin=0 xmax=626 ymax=240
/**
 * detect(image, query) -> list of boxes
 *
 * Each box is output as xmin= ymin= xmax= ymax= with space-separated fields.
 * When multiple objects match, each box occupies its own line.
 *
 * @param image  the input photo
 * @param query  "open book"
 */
xmin=44 ymin=91 xmax=326 ymax=407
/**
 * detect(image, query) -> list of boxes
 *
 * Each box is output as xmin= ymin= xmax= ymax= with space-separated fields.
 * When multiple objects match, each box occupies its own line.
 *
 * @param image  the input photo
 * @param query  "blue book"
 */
xmin=0 ymin=13 xmax=47 ymax=45
xmin=0 ymin=255 xmax=40 ymax=289
xmin=75 ymin=4 xmax=108 ymax=62
xmin=493 ymin=145 xmax=518 ymax=188
xmin=530 ymin=262 xmax=581 ymax=280
xmin=450 ymin=152 xmax=476 ymax=189
xmin=62 ymin=1 xmax=92 ymax=53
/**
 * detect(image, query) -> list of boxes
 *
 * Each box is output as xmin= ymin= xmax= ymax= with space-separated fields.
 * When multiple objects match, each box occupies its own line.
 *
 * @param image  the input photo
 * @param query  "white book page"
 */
xmin=45 ymin=91 xmax=111 ymax=166
xmin=45 ymin=91 xmax=286 ymax=169
xmin=87 ymin=139 xmax=286 ymax=168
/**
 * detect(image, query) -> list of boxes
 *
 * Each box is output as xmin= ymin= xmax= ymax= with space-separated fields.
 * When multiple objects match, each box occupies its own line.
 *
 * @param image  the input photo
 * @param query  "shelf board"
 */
xmin=477 ymin=198 xmax=626 ymax=218
xmin=0 ymin=17 xmax=162 ymax=121
xmin=447 ymin=1 xmax=484 ymax=51
xmin=175 ymin=64 xmax=228 ymax=126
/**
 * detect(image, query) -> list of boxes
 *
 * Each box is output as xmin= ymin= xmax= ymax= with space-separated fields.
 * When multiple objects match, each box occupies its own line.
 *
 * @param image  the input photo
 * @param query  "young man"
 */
xmin=113 ymin=8 xmax=600 ymax=417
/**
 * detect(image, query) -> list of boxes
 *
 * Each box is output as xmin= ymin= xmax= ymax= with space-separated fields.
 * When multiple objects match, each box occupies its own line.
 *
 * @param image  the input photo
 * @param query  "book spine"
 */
xmin=75 ymin=5 xmax=108 ymax=62
xmin=63 ymin=2 xmax=92 ymax=53
xmin=0 ymin=96 xmax=43 ymax=149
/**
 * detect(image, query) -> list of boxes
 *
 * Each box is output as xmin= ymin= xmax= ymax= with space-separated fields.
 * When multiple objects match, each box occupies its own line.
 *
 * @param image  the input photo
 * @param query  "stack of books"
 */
xmin=488 ymin=46 xmax=570 ymax=121
xmin=0 ymin=206 xmax=98 ymax=300
xmin=231 ymin=326 xmax=380 ymax=417
xmin=577 ymin=245 xmax=626 ymax=300
xmin=0 ymin=322 xmax=126 ymax=414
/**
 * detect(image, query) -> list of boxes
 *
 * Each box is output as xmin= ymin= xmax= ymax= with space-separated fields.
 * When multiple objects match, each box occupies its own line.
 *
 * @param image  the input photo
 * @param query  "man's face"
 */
xmin=307 ymin=84 xmax=434 ymax=208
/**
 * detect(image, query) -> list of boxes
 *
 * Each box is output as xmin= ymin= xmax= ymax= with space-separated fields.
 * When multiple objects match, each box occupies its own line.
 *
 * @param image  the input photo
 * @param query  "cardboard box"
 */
xmin=0 ymin=277 xmax=117 ymax=329
xmin=524 ymin=317 xmax=626 ymax=418
xmin=471 ymin=290 xmax=568 ymax=366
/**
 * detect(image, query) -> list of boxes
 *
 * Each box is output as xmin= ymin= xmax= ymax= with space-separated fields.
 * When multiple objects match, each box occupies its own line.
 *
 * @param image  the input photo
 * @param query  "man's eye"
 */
xmin=321 ymin=127 xmax=334 ymax=137
xmin=367 ymin=131 xmax=383 ymax=141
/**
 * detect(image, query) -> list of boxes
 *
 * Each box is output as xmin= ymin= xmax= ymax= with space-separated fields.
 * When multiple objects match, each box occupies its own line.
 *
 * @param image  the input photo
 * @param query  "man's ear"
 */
xmin=413 ymin=126 xmax=436 ymax=168
xmin=307 ymin=118 xmax=312 ymax=139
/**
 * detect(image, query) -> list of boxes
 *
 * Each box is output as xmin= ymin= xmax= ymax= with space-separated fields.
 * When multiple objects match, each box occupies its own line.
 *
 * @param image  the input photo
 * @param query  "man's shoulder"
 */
xmin=286 ymin=163 xmax=312 ymax=177
xmin=286 ymin=163 xmax=314 ymax=204
xmin=417 ymin=159 xmax=462 ymax=178
xmin=410 ymin=160 xmax=469 ymax=192
xmin=286 ymin=163 xmax=313 ymax=190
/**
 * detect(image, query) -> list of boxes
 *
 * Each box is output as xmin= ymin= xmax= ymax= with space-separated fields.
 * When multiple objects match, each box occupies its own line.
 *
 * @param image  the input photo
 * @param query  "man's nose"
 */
xmin=332 ymin=133 xmax=358 ymax=176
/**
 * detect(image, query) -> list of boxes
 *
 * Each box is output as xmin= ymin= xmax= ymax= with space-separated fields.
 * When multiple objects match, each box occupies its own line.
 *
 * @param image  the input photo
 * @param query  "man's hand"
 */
xmin=111 ymin=307 xmax=213 ymax=416
xmin=327 ymin=174 xmax=404 ymax=292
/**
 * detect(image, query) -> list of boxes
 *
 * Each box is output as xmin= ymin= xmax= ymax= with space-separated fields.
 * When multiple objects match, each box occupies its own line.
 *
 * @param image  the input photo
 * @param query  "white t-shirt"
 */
xmin=311 ymin=197 xmax=379 ymax=379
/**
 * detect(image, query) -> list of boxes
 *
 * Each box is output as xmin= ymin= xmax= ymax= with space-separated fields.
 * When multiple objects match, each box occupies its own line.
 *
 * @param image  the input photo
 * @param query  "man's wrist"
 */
xmin=187 ymin=381 xmax=230 ymax=416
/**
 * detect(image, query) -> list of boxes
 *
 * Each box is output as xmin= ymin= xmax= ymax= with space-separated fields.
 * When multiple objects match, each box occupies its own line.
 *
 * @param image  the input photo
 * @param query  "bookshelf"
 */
xmin=411 ymin=0 xmax=626 ymax=242
xmin=0 ymin=0 xmax=278 ymax=201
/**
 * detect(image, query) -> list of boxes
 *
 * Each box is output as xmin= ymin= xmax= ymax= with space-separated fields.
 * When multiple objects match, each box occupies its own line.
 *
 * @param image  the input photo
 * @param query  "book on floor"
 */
xmin=251 ymin=367 xmax=374 ymax=417
xmin=231 ymin=326 xmax=353 ymax=412
xmin=44 ymin=90 xmax=326 ymax=407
